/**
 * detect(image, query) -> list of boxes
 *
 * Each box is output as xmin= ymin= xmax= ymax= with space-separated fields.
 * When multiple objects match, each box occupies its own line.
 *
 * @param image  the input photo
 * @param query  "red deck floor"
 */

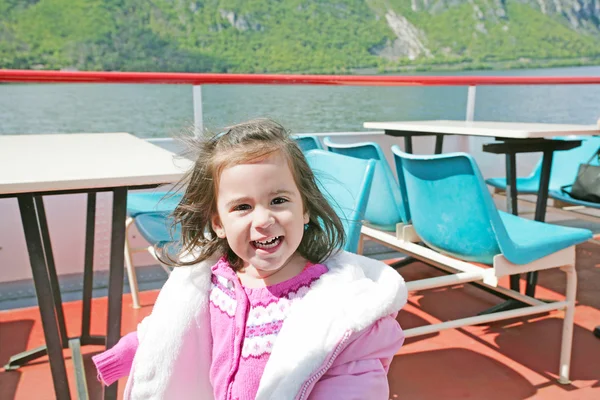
xmin=1 ymin=242 xmax=599 ymax=399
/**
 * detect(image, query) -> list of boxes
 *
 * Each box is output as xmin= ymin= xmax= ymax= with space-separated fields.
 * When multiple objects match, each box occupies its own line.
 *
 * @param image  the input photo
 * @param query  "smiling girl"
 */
xmin=93 ymin=119 xmax=407 ymax=399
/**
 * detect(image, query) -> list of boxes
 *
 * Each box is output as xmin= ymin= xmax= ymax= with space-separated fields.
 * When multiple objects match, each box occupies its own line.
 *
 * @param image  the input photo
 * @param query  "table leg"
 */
xmin=104 ymin=188 xmax=128 ymax=400
xmin=404 ymin=136 xmax=413 ymax=154
xmin=503 ymin=152 xmax=522 ymax=293
xmin=78 ymin=192 xmax=105 ymax=346
xmin=525 ymin=150 xmax=554 ymax=297
xmin=34 ymin=196 xmax=69 ymax=346
xmin=434 ymin=134 xmax=444 ymax=154
xmin=505 ymin=152 xmax=518 ymax=216
xmin=16 ymin=194 xmax=71 ymax=400
xmin=385 ymin=130 xmax=442 ymax=155
xmin=533 ymin=150 xmax=553 ymax=222
xmin=479 ymin=151 xmax=528 ymax=315
xmin=5 ymin=196 xmax=72 ymax=371
xmin=81 ymin=193 xmax=96 ymax=340
xmin=479 ymin=138 xmax=580 ymax=316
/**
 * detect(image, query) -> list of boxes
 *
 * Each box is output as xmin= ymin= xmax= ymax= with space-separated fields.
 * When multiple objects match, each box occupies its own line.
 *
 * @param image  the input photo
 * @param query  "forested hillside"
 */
xmin=1 ymin=0 xmax=599 ymax=73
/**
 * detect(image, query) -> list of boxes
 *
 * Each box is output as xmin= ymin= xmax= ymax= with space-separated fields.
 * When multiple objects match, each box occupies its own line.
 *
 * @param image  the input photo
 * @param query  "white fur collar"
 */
xmin=126 ymin=254 xmax=218 ymax=399
xmin=125 ymin=251 xmax=407 ymax=400
xmin=257 ymin=251 xmax=407 ymax=399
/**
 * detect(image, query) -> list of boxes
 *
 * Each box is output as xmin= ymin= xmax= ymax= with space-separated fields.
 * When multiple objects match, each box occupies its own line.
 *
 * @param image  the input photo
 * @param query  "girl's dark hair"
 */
xmin=158 ymin=118 xmax=346 ymax=271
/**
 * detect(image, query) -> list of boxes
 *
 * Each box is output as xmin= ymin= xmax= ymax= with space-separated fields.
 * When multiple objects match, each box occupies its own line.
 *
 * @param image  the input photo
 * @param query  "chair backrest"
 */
xmin=305 ymin=150 xmax=376 ymax=253
xmin=127 ymin=191 xmax=183 ymax=218
xmin=134 ymin=211 xmax=181 ymax=246
xmin=323 ymin=138 xmax=410 ymax=230
xmin=293 ymin=135 xmax=323 ymax=152
xmin=530 ymin=136 xmax=600 ymax=190
xmin=392 ymin=146 xmax=506 ymax=264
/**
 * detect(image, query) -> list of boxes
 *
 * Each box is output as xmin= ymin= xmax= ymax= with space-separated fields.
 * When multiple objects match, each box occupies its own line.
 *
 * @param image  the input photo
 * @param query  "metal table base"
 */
xmin=5 ymin=188 xmax=128 ymax=400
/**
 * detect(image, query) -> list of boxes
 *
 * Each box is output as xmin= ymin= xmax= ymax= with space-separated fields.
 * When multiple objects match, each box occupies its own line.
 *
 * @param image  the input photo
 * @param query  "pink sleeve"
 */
xmin=308 ymin=315 xmax=404 ymax=400
xmin=92 ymin=331 xmax=139 ymax=386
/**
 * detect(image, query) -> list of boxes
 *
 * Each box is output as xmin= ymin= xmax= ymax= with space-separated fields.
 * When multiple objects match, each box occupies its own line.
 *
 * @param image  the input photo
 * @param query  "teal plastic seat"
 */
xmin=305 ymin=150 xmax=376 ymax=253
xmin=134 ymin=211 xmax=181 ymax=247
xmin=127 ymin=191 xmax=182 ymax=217
xmin=135 ymin=149 xmax=375 ymax=255
xmin=549 ymin=188 xmax=600 ymax=209
xmin=323 ymin=138 xmax=410 ymax=231
xmin=293 ymin=135 xmax=323 ymax=152
xmin=125 ymin=191 xmax=182 ymax=308
xmin=392 ymin=147 xmax=592 ymax=265
xmin=486 ymin=136 xmax=600 ymax=193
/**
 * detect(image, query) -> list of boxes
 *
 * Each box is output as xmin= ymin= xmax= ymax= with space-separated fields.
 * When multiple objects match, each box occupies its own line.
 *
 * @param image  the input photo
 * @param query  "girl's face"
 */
xmin=211 ymin=151 xmax=309 ymax=272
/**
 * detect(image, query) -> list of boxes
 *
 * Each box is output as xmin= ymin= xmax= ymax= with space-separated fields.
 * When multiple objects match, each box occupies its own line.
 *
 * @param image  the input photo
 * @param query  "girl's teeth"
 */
xmin=254 ymin=236 xmax=280 ymax=249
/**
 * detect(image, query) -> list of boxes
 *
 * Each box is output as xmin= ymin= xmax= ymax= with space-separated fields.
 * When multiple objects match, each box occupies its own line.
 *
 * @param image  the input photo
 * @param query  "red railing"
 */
xmin=2 ymin=69 xmax=600 ymax=86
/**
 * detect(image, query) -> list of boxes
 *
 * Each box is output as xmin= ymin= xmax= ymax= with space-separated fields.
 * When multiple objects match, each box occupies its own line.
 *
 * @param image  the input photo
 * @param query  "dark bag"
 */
xmin=561 ymin=148 xmax=600 ymax=203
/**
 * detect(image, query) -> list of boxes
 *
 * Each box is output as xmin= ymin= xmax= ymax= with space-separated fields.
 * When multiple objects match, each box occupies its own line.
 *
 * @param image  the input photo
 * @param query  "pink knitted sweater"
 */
xmin=210 ymin=258 xmax=327 ymax=399
xmin=93 ymin=258 xmax=327 ymax=399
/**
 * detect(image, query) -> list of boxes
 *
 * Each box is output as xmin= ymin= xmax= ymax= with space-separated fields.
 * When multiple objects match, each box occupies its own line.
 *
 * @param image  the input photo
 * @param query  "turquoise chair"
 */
xmin=323 ymin=138 xmax=410 ymax=229
xmin=323 ymin=137 xmax=418 ymax=269
xmin=550 ymin=188 xmax=600 ymax=209
xmin=486 ymin=136 xmax=600 ymax=194
xmin=125 ymin=191 xmax=182 ymax=308
xmin=133 ymin=211 xmax=181 ymax=249
xmin=127 ymin=191 xmax=182 ymax=218
xmin=304 ymin=149 xmax=376 ymax=253
xmin=392 ymin=146 xmax=592 ymax=265
xmin=391 ymin=147 xmax=591 ymax=383
xmin=133 ymin=149 xmax=375 ymax=284
xmin=293 ymin=135 xmax=323 ymax=152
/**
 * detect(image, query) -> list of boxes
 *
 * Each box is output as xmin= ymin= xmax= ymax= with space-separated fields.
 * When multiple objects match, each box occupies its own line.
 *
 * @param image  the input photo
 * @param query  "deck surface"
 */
xmin=1 ymin=242 xmax=600 ymax=400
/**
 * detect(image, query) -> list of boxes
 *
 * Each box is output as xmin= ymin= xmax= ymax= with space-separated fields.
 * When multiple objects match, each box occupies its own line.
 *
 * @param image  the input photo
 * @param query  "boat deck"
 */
xmin=1 ymin=238 xmax=599 ymax=399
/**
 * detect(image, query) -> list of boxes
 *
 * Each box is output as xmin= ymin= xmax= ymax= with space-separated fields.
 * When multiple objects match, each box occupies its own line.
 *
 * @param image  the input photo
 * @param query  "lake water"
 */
xmin=1 ymin=65 xmax=599 ymax=289
xmin=1 ymin=66 xmax=600 ymax=138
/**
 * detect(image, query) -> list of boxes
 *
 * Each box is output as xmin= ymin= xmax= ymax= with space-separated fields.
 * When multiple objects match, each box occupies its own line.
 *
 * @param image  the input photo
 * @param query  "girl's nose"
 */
xmin=254 ymin=207 xmax=275 ymax=228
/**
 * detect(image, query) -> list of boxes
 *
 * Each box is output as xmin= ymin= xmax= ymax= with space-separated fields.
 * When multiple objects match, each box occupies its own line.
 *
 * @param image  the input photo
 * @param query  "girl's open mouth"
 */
xmin=252 ymin=236 xmax=283 ymax=251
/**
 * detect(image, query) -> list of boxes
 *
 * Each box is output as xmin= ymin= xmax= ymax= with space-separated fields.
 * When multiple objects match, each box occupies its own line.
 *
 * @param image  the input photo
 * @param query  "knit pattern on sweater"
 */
xmin=209 ymin=258 xmax=327 ymax=400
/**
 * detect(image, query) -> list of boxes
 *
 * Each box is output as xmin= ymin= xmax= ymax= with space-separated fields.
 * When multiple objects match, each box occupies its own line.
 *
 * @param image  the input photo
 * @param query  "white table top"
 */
xmin=363 ymin=120 xmax=600 ymax=139
xmin=0 ymin=133 xmax=192 ymax=195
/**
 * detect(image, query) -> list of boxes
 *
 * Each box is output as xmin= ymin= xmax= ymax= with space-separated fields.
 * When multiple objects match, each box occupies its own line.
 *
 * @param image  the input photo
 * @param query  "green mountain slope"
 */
xmin=1 ymin=0 xmax=599 ymax=72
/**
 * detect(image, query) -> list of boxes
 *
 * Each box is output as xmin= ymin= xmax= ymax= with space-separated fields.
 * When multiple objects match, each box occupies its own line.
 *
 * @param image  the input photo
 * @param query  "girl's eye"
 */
xmin=272 ymin=197 xmax=288 ymax=205
xmin=233 ymin=204 xmax=251 ymax=212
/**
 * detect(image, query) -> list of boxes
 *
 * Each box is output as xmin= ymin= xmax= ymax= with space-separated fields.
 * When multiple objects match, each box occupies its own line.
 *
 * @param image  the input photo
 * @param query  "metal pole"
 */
xmin=466 ymin=85 xmax=476 ymax=122
xmin=193 ymin=85 xmax=203 ymax=136
xmin=457 ymin=85 xmax=477 ymax=152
